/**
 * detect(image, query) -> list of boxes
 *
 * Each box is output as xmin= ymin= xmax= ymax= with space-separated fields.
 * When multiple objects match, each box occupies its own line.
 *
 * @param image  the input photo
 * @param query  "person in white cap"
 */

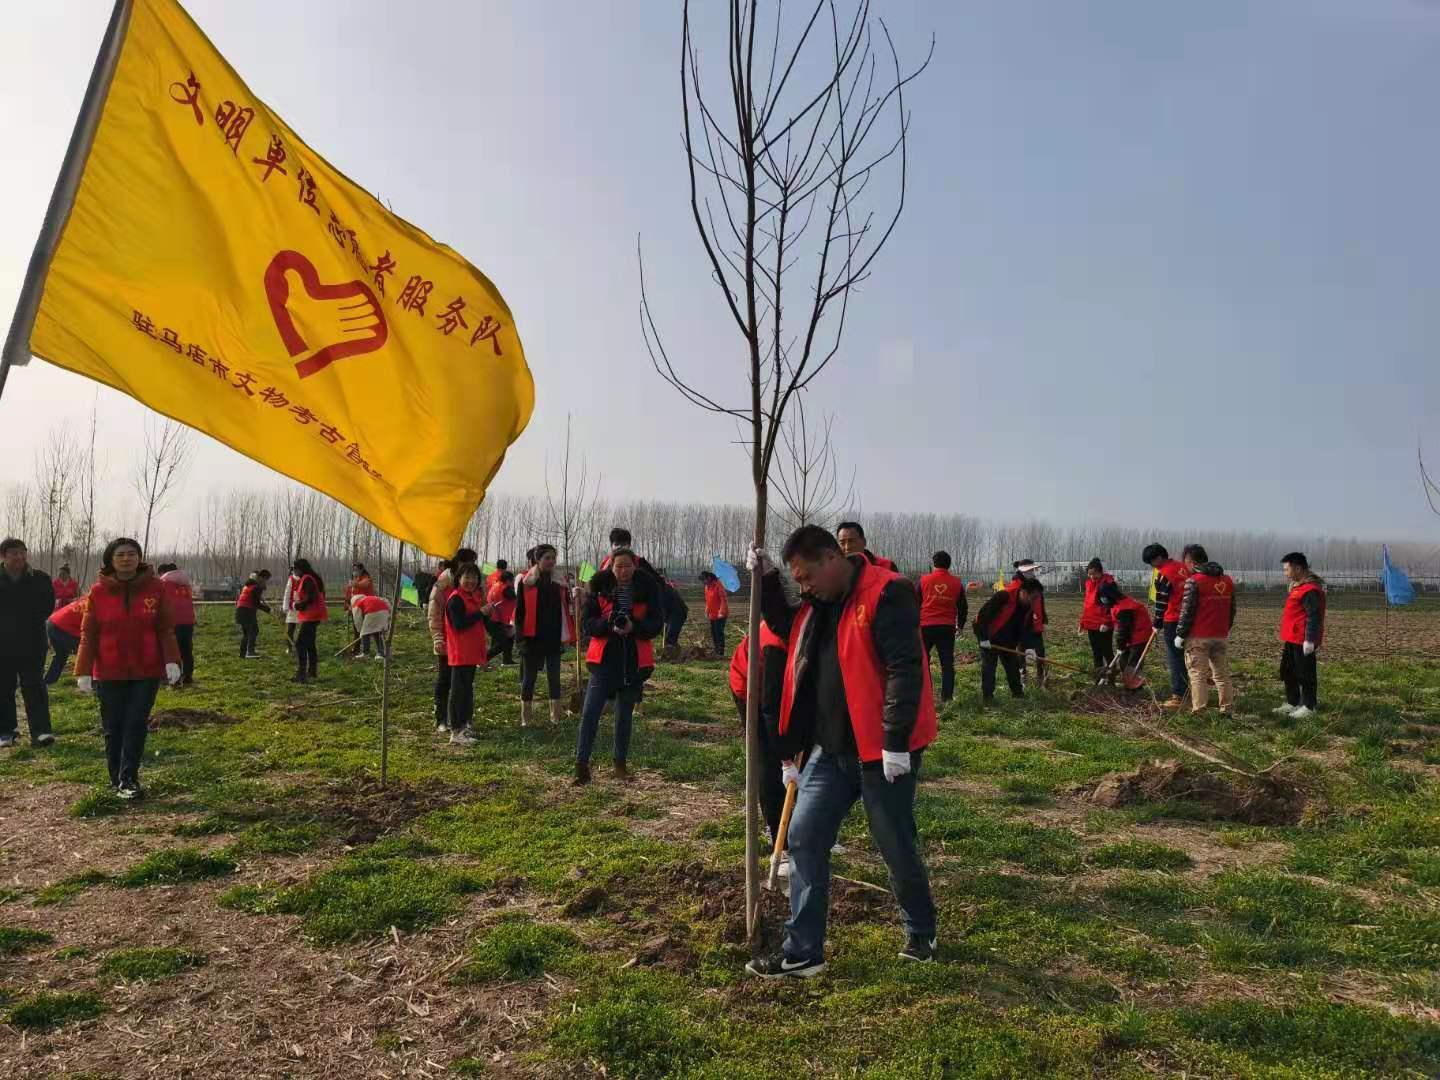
xmin=1005 ymin=560 xmax=1048 ymax=687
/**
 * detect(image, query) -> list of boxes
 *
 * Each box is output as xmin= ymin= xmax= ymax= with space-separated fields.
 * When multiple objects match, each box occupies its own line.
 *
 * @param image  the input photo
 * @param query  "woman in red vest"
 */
xmin=73 ymin=538 xmax=181 ymax=799
xmin=701 ymin=570 xmax=730 ymax=657
xmin=157 ymin=563 xmax=197 ymax=686
xmin=1097 ymin=583 xmax=1153 ymax=686
xmin=234 ymin=570 xmax=272 ymax=660
xmin=51 ymin=564 xmax=79 ymax=609
xmin=485 ymin=570 xmax=518 ymax=666
xmin=444 ymin=562 xmax=493 ymax=745
xmin=515 ymin=545 xmax=568 ymax=727
xmin=290 ymin=559 xmax=327 ymax=684
xmin=1079 ymin=558 xmax=1116 ymax=675
xmin=44 ymin=596 xmax=88 ymax=686
xmin=349 ymin=593 xmax=392 ymax=659
xmin=574 ymin=549 xmax=664 ymax=785
xmin=1277 ymin=552 xmax=1325 ymax=719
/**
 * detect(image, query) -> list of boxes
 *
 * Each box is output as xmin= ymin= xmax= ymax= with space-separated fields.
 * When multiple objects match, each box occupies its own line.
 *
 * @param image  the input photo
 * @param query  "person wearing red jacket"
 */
xmin=45 ymin=596 xmax=88 ymax=686
xmin=51 ymin=565 xmax=80 ymax=609
xmin=156 ymin=564 xmax=197 ymax=686
xmin=1079 ymin=559 xmax=1116 ymax=675
xmin=74 ymin=538 xmax=181 ymax=799
xmin=1174 ymin=545 xmax=1237 ymax=716
xmin=234 ymin=570 xmax=272 ymax=660
xmin=836 ymin=521 xmax=899 ymax=573
xmin=701 ymin=570 xmax=730 ymax=657
xmin=1143 ymin=543 xmax=1192 ymax=708
xmin=350 ymin=593 xmax=392 ymax=660
xmin=729 ymin=621 xmax=790 ymax=866
xmin=1006 ymin=560 xmax=1049 ymax=688
xmin=750 ymin=525 xmax=937 ymax=978
xmin=919 ymin=551 xmax=968 ymax=704
xmin=515 ymin=545 xmax=569 ymax=727
xmin=485 ymin=571 xmax=517 ymax=666
xmin=445 ymin=563 xmax=494 ymax=745
xmin=1097 ymin=583 xmax=1153 ymax=685
xmin=1276 ymin=552 xmax=1325 ymax=719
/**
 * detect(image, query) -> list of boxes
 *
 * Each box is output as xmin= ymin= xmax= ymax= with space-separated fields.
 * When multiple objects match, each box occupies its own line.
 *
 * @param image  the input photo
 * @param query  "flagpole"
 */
xmin=1 ymin=0 xmax=133 ymax=401
xmin=379 ymin=536 xmax=405 ymax=788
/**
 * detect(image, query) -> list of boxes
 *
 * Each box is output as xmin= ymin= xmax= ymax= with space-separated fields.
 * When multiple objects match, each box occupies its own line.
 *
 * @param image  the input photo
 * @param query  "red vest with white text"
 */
xmin=919 ymin=570 xmax=964 ymax=628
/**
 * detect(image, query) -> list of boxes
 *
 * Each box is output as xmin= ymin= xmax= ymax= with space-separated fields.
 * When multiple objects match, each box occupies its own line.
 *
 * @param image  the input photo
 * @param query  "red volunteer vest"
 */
xmin=1080 ymin=574 xmax=1115 ymax=630
xmin=1109 ymin=596 xmax=1152 ymax=649
xmin=981 ymin=588 xmax=1021 ymax=638
xmin=52 ymin=577 xmax=79 ymax=608
xmin=865 ymin=552 xmax=899 ymax=572
xmin=88 ymin=576 xmax=168 ymax=681
xmin=585 ymin=595 xmax=655 ymax=670
xmin=354 ymin=594 xmax=389 ymax=617
xmin=487 ymin=581 xmax=516 ymax=625
xmin=705 ymin=581 xmax=729 ymax=620
xmin=729 ymin=622 xmax=787 ymax=696
xmin=295 ymin=575 xmax=328 ymax=623
xmin=778 ymin=565 xmax=937 ymax=763
xmin=161 ymin=576 xmax=195 ymax=625
xmin=236 ymin=583 xmax=261 ymax=610
xmin=1156 ymin=560 xmax=1189 ymax=623
xmin=919 ymin=570 xmax=964 ymax=628
xmin=1280 ymin=581 xmax=1325 ymax=645
xmin=1188 ymin=573 xmax=1235 ymax=639
xmin=445 ymin=588 xmax=490 ymax=665
xmin=519 ymin=577 xmax=564 ymax=639
xmin=1006 ymin=578 xmax=1046 ymax=633
xmin=51 ymin=597 xmax=88 ymax=638
xmin=486 ymin=569 xmax=504 ymax=590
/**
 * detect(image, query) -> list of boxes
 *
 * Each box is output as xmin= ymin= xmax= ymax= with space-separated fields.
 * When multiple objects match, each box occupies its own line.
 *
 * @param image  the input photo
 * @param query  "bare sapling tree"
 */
xmin=73 ymin=401 xmax=101 ymax=583
xmin=4 ymin=483 xmax=37 ymax=546
xmin=639 ymin=0 xmax=930 ymax=937
xmin=132 ymin=415 xmax=193 ymax=554
xmin=1422 ymin=443 xmax=1440 ymax=518
xmin=771 ymin=394 xmax=855 ymax=529
xmin=35 ymin=425 xmax=80 ymax=572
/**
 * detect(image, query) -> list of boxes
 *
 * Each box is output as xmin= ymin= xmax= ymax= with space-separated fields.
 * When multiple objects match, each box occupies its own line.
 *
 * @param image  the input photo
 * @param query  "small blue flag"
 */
xmin=713 ymin=556 xmax=741 ymax=593
xmin=1382 ymin=545 xmax=1415 ymax=606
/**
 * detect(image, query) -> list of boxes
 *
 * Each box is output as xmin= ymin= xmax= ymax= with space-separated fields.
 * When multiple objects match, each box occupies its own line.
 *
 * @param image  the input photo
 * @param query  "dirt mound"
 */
xmin=148 ymin=707 xmax=243 ymax=730
xmin=316 ymin=774 xmax=472 ymax=844
xmin=1080 ymin=759 xmax=1305 ymax=826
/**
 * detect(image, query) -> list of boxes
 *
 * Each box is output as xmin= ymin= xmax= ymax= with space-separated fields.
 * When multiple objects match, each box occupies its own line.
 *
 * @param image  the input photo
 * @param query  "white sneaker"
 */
xmin=1289 ymin=706 xmax=1316 ymax=720
xmin=831 ymin=843 xmax=846 ymax=855
xmin=1272 ymin=704 xmax=1296 ymax=717
xmin=776 ymin=854 xmax=791 ymax=879
xmin=449 ymin=730 xmax=478 ymax=746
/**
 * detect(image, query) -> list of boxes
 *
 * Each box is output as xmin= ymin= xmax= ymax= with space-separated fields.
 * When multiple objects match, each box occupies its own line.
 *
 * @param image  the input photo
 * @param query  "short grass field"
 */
xmin=1 ymin=592 xmax=1438 ymax=1078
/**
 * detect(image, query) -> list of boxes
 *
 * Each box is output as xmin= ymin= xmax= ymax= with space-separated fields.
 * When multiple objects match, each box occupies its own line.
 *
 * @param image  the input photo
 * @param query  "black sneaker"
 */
xmin=117 ymin=781 xmax=144 ymax=801
xmin=33 ymin=733 xmax=56 ymax=748
xmin=899 ymin=935 xmax=937 ymax=963
xmin=745 ymin=951 xmax=825 ymax=979
xmin=0 ymin=734 xmax=17 ymax=749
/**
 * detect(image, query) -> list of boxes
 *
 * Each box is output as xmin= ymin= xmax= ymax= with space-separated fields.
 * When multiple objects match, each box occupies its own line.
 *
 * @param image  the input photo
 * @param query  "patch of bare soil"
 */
xmin=655 ymin=718 xmax=727 ymax=740
xmin=303 ymin=774 xmax=475 ymax=846
xmin=1078 ymin=759 xmax=1307 ymax=826
xmin=147 ymin=707 xmax=243 ymax=731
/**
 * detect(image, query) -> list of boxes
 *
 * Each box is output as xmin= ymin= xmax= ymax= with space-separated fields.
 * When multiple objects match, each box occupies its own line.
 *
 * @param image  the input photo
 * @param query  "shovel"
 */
xmin=766 ymin=754 xmax=804 ymax=891
xmin=984 ymin=643 xmax=1087 ymax=675
xmin=1120 ymin=629 xmax=1158 ymax=691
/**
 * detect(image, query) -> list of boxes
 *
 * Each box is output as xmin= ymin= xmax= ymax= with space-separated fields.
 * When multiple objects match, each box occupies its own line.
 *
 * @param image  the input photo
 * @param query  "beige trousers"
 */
xmin=1184 ymin=638 xmax=1234 ymax=713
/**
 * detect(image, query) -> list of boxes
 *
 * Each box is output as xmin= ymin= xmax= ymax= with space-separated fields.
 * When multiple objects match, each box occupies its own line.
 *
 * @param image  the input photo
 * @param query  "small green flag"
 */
xmin=579 ymin=561 xmax=596 ymax=583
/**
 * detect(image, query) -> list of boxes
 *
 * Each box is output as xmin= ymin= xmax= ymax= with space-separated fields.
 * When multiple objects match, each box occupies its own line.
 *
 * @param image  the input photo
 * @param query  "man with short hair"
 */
xmin=1173 ymin=544 xmax=1237 ymax=716
xmin=835 ymin=522 xmax=898 ymax=573
xmin=1276 ymin=552 xmax=1325 ymax=719
xmin=1143 ymin=543 xmax=1192 ymax=709
xmin=0 ymin=538 xmax=56 ymax=749
xmin=748 ymin=525 xmax=937 ymax=977
xmin=974 ymin=576 xmax=1040 ymax=703
xmin=919 ymin=550 xmax=967 ymax=703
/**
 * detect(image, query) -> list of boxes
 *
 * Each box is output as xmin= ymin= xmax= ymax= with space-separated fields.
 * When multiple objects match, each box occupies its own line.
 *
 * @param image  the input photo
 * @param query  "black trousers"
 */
xmin=236 ymin=610 xmax=259 ymax=657
xmin=97 ymin=678 xmax=158 ymax=786
xmin=710 ymin=618 xmax=727 ymax=656
xmin=175 ymin=623 xmax=195 ymax=682
xmin=0 ymin=656 xmax=51 ymax=738
xmin=448 ymin=664 xmax=476 ymax=732
xmin=733 ymin=692 xmax=786 ymax=844
xmin=434 ymin=653 xmax=452 ymax=725
xmin=1087 ymin=629 xmax=1114 ymax=670
xmin=664 ymin=610 xmax=687 ymax=649
xmin=520 ymin=648 xmax=562 ymax=701
xmin=921 ymin=626 xmax=957 ymax=702
xmin=294 ymin=622 xmax=318 ymax=677
xmin=1280 ymin=643 xmax=1318 ymax=709
xmin=980 ymin=648 xmax=1023 ymax=700
xmin=487 ymin=626 xmax=514 ymax=664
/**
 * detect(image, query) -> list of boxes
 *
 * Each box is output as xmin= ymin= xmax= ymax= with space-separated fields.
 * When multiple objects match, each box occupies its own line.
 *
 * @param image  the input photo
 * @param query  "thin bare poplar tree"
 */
xmin=35 ymin=426 xmax=80 ymax=572
xmin=1422 ymin=444 xmax=1440 ymax=518
xmin=639 ymin=0 xmax=930 ymax=937
xmin=73 ymin=402 xmax=101 ymax=583
xmin=132 ymin=415 xmax=193 ymax=554
xmin=771 ymin=395 xmax=856 ymax=528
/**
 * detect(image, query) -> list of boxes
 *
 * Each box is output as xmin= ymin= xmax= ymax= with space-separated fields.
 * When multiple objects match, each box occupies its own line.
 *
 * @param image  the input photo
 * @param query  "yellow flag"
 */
xmin=1148 ymin=567 xmax=1159 ymax=603
xmin=24 ymin=0 xmax=533 ymax=555
xmin=994 ymin=568 xmax=1005 ymax=591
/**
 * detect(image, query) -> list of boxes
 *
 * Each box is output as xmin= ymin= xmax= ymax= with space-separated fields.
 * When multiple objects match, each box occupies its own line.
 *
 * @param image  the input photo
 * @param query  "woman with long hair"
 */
xmin=514 ymin=543 xmax=568 ymax=726
xmin=74 ymin=538 xmax=181 ymax=799
xmin=290 ymin=558 xmax=327 ymax=683
xmin=444 ymin=562 xmax=493 ymax=745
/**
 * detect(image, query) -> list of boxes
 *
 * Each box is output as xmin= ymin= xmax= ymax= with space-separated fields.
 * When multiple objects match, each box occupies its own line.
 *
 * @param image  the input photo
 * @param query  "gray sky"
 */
xmin=3 ymin=0 xmax=1438 ymax=545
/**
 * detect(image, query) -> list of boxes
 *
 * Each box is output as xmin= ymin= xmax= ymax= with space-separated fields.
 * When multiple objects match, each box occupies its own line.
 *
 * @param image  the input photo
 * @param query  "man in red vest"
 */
xmin=1277 ymin=552 xmax=1325 ymax=719
xmin=748 ymin=525 xmax=937 ymax=978
xmin=920 ymin=550 xmax=968 ymax=704
xmin=1143 ymin=543 xmax=1192 ymax=709
xmin=974 ymin=577 xmax=1041 ymax=702
xmin=1173 ymin=545 xmax=1237 ymax=716
xmin=836 ymin=521 xmax=898 ymax=573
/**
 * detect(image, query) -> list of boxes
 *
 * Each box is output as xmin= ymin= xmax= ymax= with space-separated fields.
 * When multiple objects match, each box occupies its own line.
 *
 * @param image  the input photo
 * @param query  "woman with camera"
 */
xmin=573 ymin=549 xmax=663 ymax=784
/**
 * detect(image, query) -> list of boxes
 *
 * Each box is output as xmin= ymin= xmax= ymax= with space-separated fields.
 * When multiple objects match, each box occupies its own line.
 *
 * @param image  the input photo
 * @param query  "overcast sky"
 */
xmin=3 ymin=0 xmax=1438 ymax=547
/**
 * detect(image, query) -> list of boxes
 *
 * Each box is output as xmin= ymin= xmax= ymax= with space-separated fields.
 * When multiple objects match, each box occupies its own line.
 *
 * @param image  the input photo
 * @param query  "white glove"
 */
xmin=1172 ymin=636 xmax=1185 ymax=649
xmin=166 ymin=663 xmax=182 ymax=686
xmin=77 ymin=675 xmax=93 ymax=693
xmin=781 ymin=761 xmax=801 ymax=789
xmin=1025 ymin=649 xmax=1037 ymax=663
xmin=745 ymin=543 xmax=772 ymax=574
xmin=881 ymin=750 xmax=912 ymax=783
xmin=1303 ymin=641 xmax=1316 ymax=656
xmin=979 ymin=639 xmax=991 ymax=650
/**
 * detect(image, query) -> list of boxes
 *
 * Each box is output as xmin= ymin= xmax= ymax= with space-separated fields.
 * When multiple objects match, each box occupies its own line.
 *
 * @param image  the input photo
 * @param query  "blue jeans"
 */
xmin=784 ymin=748 xmax=936 ymax=962
xmin=97 ymin=679 xmax=159 ymax=787
xmin=45 ymin=623 xmax=80 ymax=685
xmin=575 ymin=668 xmax=641 ymax=765
xmin=1163 ymin=623 xmax=1187 ymax=698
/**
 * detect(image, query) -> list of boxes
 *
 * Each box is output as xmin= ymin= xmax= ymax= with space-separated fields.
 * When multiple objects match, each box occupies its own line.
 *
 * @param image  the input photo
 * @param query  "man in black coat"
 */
xmin=0 ymin=538 xmax=56 ymax=748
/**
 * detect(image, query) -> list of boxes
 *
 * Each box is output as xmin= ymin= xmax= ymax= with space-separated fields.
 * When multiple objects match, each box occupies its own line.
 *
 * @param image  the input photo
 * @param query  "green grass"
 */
xmin=34 ymin=869 xmax=110 ymax=906
xmin=458 ymin=917 xmax=581 ymax=983
xmin=1090 ymin=839 xmax=1194 ymax=871
xmin=0 ymin=926 xmax=53 ymax=956
xmin=114 ymin=847 xmax=237 ymax=888
xmin=5 ymin=990 xmax=106 ymax=1030
xmin=98 ymin=947 xmax=206 ymax=982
